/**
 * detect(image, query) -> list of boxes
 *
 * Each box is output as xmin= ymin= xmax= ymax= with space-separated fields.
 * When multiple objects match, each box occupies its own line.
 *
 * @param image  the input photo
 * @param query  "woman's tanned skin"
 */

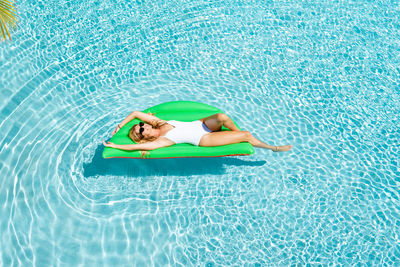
xmin=104 ymin=111 xmax=292 ymax=152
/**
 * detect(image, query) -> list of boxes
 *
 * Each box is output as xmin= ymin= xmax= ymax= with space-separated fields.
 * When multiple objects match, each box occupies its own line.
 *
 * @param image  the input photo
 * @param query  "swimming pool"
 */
xmin=1 ymin=0 xmax=399 ymax=265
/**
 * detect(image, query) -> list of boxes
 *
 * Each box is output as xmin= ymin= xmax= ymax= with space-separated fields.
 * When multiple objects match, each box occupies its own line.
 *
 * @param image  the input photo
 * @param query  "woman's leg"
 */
xmin=199 ymin=131 xmax=292 ymax=152
xmin=200 ymin=113 xmax=240 ymax=132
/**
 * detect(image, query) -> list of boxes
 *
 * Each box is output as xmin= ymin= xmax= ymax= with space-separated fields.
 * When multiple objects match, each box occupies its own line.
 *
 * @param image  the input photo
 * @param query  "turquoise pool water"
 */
xmin=1 ymin=0 xmax=399 ymax=265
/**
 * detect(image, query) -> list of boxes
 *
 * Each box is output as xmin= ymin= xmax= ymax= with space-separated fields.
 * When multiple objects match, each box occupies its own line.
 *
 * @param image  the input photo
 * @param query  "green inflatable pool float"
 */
xmin=102 ymin=101 xmax=255 ymax=159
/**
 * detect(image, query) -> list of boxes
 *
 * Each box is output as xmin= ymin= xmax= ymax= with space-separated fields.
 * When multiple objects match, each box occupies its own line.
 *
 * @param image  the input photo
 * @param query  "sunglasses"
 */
xmin=138 ymin=122 xmax=145 ymax=135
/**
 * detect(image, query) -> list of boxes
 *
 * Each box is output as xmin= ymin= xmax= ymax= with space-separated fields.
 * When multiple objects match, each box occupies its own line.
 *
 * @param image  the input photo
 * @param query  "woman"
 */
xmin=103 ymin=111 xmax=292 ymax=153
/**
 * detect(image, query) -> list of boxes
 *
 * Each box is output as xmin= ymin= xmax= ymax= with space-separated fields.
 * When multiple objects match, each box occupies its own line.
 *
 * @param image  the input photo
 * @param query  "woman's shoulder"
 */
xmin=165 ymin=120 xmax=179 ymax=125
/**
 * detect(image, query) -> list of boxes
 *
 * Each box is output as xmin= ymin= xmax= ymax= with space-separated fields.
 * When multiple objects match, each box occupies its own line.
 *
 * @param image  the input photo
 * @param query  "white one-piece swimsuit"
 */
xmin=163 ymin=120 xmax=212 ymax=146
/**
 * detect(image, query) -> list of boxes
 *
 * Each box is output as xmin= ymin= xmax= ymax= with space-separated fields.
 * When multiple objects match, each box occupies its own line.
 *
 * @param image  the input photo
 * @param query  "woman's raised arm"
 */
xmin=112 ymin=110 xmax=164 ymax=136
xmin=130 ymin=111 xmax=164 ymax=125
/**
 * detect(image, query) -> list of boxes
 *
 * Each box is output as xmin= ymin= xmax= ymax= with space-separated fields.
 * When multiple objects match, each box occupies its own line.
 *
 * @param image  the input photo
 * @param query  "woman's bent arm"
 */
xmin=112 ymin=110 xmax=164 ymax=136
xmin=111 ymin=111 xmax=137 ymax=136
xmin=118 ymin=111 xmax=137 ymax=128
xmin=120 ymin=111 xmax=163 ymax=127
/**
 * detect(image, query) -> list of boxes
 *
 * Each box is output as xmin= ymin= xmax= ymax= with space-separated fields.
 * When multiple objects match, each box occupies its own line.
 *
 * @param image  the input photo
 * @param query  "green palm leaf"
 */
xmin=0 ymin=0 xmax=18 ymax=42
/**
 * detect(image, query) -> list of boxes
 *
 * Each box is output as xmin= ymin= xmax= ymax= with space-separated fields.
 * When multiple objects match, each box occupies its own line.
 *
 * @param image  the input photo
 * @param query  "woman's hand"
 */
xmin=111 ymin=124 xmax=121 ymax=136
xmin=139 ymin=151 xmax=150 ymax=158
xmin=103 ymin=140 xmax=116 ymax=148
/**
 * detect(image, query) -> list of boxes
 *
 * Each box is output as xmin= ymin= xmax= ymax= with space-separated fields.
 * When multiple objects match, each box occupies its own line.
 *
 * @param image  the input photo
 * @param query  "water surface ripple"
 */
xmin=1 ymin=0 xmax=399 ymax=265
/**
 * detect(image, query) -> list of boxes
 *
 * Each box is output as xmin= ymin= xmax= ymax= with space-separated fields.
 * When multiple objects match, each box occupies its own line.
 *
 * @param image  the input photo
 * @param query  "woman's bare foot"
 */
xmin=272 ymin=145 xmax=293 ymax=152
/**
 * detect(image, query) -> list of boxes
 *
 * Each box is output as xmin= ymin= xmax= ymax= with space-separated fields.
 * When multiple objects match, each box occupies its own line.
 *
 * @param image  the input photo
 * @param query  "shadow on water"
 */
xmin=83 ymin=146 xmax=266 ymax=177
